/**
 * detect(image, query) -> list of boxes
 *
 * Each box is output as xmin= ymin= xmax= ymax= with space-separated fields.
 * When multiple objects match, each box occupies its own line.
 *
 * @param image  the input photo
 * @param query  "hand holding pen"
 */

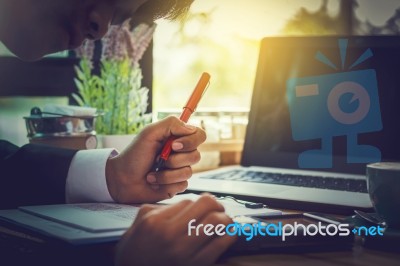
xmin=153 ymin=72 xmax=210 ymax=172
xmin=100 ymin=74 xmax=209 ymax=204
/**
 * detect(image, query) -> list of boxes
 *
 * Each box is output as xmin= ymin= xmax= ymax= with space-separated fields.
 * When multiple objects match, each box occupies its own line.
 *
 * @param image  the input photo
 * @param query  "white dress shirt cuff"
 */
xmin=66 ymin=148 xmax=118 ymax=203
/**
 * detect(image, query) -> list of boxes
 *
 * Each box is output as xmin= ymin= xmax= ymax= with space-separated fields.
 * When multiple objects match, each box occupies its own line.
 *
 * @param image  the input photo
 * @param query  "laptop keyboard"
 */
xmin=200 ymin=170 xmax=368 ymax=193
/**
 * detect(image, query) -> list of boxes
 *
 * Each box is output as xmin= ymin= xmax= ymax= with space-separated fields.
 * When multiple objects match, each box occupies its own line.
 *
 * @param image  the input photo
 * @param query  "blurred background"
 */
xmin=153 ymin=0 xmax=400 ymax=109
xmin=1 ymin=0 xmax=400 ymax=164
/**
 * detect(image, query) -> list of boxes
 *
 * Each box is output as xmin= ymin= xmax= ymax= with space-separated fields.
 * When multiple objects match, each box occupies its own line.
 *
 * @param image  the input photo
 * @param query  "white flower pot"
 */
xmin=98 ymin=134 xmax=136 ymax=152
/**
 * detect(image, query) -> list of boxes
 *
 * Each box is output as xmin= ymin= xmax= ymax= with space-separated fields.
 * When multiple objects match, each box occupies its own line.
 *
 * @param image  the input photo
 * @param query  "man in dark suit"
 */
xmin=0 ymin=1 xmax=236 ymax=265
xmin=0 ymin=139 xmax=78 ymax=208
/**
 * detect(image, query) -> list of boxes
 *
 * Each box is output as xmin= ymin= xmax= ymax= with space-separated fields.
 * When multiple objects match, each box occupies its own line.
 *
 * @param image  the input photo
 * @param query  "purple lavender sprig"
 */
xmin=75 ymin=20 xmax=156 ymax=64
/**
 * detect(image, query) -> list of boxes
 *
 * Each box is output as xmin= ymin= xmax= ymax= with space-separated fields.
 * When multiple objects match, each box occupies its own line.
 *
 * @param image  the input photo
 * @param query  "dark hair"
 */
xmin=134 ymin=0 xmax=194 ymax=22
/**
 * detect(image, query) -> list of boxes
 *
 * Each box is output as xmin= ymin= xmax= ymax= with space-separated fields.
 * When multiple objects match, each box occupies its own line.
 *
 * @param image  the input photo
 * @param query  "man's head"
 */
xmin=0 ymin=0 xmax=193 ymax=61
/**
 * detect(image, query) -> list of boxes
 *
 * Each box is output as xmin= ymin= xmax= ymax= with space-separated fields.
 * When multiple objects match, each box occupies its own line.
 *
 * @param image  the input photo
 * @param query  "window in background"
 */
xmin=152 ymin=0 xmax=340 ymax=111
xmin=152 ymin=0 xmax=400 ymax=111
xmin=354 ymin=0 xmax=400 ymax=34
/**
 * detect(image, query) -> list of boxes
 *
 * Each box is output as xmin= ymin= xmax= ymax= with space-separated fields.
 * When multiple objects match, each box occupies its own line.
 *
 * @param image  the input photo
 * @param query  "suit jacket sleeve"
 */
xmin=0 ymin=140 xmax=78 ymax=209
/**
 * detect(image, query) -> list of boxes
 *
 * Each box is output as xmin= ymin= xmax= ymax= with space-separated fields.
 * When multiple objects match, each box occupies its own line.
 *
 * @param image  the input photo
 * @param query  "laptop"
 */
xmin=188 ymin=36 xmax=400 ymax=213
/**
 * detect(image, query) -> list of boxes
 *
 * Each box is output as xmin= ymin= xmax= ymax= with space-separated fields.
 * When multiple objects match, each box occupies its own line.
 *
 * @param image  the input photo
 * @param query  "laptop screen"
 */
xmin=242 ymin=36 xmax=400 ymax=175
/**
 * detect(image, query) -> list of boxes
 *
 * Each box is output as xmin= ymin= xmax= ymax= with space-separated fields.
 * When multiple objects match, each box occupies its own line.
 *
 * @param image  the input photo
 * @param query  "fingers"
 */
xmin=193 ymin=233 xmax=237 ymax=266
xmin=169 ymin=196 xmax=236 ymax=264
xmin=137 ymin=204 xmax=159 ymax=217
xmin=111 ymin=116 xmax=207 ymax=205
xmin=156 ymin=180 xmax=189 ymax=198
xmin=164 ymin=150 xmax=201 ymax=169
xmin=171 ymin=128 xmax=206 ymax=153
xmin=133 ymin=204 xmax=160 ymax=223
xmin=184 ymin=211 xmax=234 ymax=252
xmin=124 ymin=204 xmax=159 ymax=236
xmin=164 ymin=116 xmax=206 ymax=141
xmin=117 ymin=197 xmax=236 ymax=266
xmin=144 ymin=116 xmax=199 ymax=139
xmin=147 ymin=166 xmax=192 ymax=185
xmin=170 ymin=195 xmax=225 ymax=229
xmin=146 ymin=151 xmax=200 ymax=185
xmin=144 ymin=181 xmax=189 ymax=202
xmin=145 ymin=116 xmax=206 ymax=148
xmin=145 ymin=199 xmax=194 ymax=220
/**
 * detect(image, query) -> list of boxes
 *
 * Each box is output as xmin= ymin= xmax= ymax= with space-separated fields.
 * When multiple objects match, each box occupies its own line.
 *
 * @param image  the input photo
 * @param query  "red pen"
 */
xmin=153 ymin=72 xmax=210 ymax=172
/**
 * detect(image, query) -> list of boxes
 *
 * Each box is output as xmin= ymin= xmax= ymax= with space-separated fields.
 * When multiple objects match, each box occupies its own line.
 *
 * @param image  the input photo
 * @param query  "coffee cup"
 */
xmin=366 ymin=162 xmax=400 ymax=228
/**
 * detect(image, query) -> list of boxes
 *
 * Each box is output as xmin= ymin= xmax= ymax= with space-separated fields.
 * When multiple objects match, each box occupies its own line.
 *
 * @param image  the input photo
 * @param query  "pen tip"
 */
xmin=154 ymin=159 xmax=165 ymax=172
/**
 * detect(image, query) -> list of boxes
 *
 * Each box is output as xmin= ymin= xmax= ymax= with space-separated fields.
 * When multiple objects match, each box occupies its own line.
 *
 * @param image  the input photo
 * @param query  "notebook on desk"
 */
xmin=188 ymin=36 xmax=400 ymax=213
xmin=0 ymin=194 xmax=281 ymax=245
xmin=0 ymin=203 xmax=139 ymax=245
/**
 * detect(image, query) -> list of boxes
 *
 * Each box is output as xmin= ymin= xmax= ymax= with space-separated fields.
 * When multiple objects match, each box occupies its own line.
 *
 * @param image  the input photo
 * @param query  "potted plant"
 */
xmin=72 ymin=21 xmax=155 ymax=150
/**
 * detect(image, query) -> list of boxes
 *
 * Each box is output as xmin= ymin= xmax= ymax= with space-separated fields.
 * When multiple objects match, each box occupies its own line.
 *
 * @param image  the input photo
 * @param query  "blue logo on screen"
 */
xmin=286 ymin=39 xmax=382 ymax=168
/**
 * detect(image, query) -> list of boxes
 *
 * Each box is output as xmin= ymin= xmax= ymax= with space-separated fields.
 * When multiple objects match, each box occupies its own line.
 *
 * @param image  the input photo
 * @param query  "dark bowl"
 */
xmin=24 ymin=115 xmax=97 ymax=138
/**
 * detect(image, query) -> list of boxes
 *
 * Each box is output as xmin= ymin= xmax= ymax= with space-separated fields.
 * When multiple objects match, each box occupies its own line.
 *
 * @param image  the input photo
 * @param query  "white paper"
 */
xmin=19 ymin=203 xmax=138 ymax=232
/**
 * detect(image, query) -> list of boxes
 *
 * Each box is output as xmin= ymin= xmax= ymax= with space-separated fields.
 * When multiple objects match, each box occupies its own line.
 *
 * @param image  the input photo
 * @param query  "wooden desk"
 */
xmin=214 ymin=214 xmax=400 ymax=266
xmin=1 ymin=210 xmax=399 ymax=266
xmin=0 ymin=223 xmax=115 ymax=266
xmin=216 ymin=244 xmax=400 ymax=266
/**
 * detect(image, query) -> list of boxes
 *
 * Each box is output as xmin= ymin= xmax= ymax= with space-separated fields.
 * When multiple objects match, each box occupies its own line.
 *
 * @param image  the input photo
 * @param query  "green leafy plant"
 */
xmin=72 ymin=22 xmax=155 ymax=135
